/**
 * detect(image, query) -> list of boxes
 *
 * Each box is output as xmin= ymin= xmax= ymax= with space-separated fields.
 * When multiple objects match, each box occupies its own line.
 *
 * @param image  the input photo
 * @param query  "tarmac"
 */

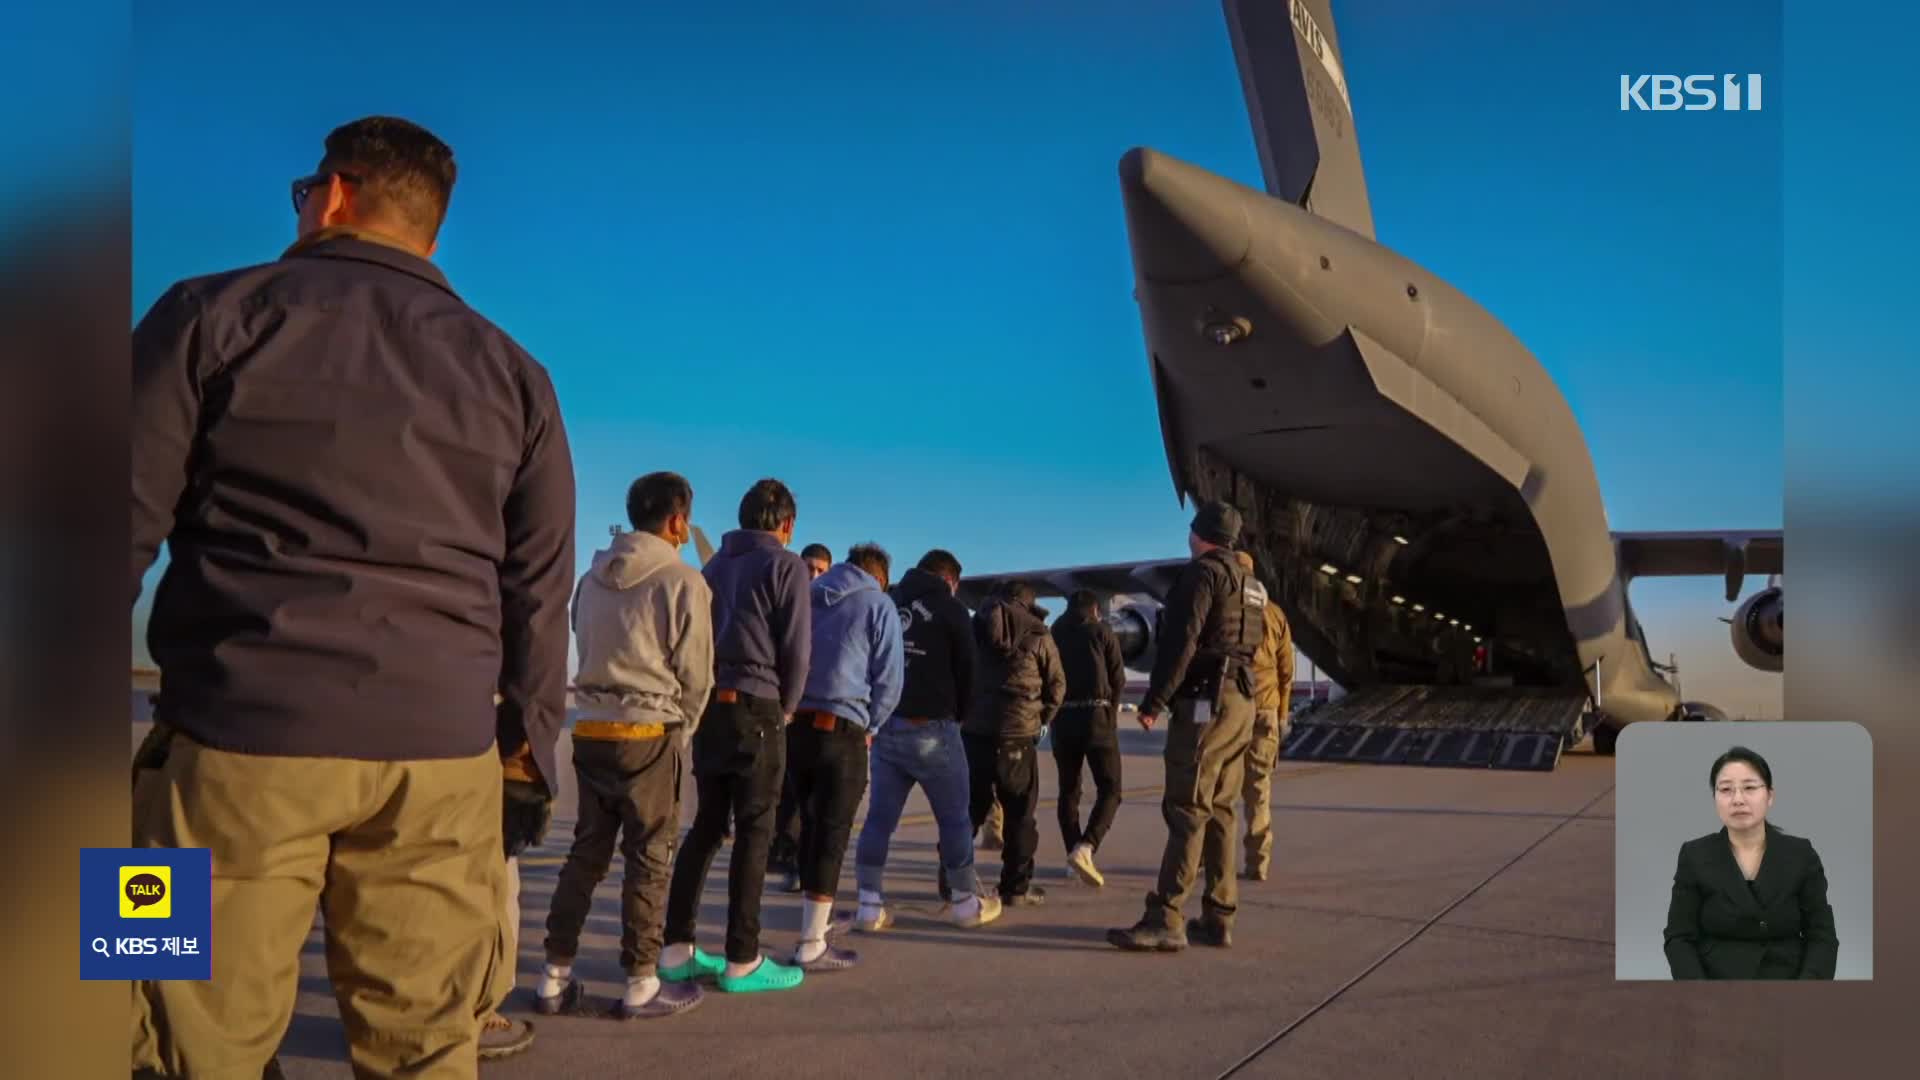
xmin=129 ymin=702 xmax=1783 ymax=1078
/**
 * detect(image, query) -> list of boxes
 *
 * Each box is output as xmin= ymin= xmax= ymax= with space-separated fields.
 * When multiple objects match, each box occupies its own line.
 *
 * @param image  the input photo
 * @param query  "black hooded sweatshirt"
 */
xmin=887 ymin=567 xmax=977 ymax=722
xmin=1050 ymin=608 xmax=1128 ymax=743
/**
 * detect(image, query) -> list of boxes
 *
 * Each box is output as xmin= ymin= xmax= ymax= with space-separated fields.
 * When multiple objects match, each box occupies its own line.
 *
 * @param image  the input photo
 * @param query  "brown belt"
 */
xmin=714 ymin=688 xmax=740 ymax=704
xmin=798 ymin=710 xmax=852 ymax=732
xmin=897 ymin=716 xmax=940 ymax=726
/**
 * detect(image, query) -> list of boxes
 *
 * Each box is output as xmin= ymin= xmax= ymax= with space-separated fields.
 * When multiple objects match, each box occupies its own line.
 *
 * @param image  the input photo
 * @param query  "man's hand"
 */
xmin=1138 ymin=712 xmax=1158 ymax=732
xmin=500 ymin=742 xmax=551 ymax=857
xmin=502 ymin=778 xmax=553 ymax=857
xmin=501 ymin=740 xmax=542 ymax=784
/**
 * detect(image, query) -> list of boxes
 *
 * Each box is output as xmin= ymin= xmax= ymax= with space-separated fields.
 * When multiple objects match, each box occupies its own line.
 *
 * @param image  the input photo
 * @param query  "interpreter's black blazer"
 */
xmin=1663 ymin=825 xmax=1838 ymax=979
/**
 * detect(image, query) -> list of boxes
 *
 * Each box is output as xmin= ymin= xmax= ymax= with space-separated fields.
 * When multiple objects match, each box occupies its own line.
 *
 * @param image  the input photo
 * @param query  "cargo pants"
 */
xmin=1242 ymin=708 xmax=1285 ymax=876
xmin=130 ymin=731 xmax=505 ymax=1080
xmin=1144 ymin=681 xmax=1255 ymax=931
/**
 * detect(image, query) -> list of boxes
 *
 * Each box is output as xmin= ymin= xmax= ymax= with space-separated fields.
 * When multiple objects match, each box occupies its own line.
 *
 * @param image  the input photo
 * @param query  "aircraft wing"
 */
xmin=1612 ymin=530 xmax=1783 ymax=602
xmin=956 ymin=558 xmax=1188 ymax=610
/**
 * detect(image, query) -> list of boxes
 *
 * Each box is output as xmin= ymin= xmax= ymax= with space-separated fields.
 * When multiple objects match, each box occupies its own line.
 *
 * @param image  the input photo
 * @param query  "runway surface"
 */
xmin=129 ymin=702 xmax=1783 ymax=1078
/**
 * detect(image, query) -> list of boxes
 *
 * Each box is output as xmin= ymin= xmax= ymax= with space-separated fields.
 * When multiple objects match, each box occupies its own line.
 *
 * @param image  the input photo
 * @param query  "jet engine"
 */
xmin=1730 ymin=586 xmax=1783 ymax=673
xmin=1104 ymin=599 xmax=1164 ymax=671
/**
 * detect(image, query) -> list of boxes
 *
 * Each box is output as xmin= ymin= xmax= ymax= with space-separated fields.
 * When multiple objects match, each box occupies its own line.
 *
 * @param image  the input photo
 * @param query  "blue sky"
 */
xmin=130 ymin=1 xmax=1784 ymax=713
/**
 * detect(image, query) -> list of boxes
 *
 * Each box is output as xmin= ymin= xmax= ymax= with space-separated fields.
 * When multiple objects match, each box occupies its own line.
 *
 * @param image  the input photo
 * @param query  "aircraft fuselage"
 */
xmin=1121 ymin=147 xmax=1682 ymax=727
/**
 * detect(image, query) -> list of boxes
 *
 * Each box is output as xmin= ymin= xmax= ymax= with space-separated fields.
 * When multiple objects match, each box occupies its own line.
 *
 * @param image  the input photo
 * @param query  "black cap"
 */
xmin=1191 ymin=500 xmax=1242 ymax=547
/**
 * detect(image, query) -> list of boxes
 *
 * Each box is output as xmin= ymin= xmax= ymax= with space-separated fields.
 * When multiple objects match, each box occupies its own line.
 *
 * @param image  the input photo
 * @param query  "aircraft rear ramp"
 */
xmin=1281 ymin=685 xmax=1590 ymax=771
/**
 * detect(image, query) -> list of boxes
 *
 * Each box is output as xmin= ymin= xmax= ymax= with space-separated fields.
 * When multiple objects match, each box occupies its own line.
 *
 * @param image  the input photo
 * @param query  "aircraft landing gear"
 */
xmin=1591 ymin=723 xmax=1619 ymax=756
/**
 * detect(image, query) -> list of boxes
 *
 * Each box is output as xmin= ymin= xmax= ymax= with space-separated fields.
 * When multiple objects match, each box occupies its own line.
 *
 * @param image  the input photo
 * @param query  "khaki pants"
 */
xmin=1145 ymin=683 xmax=1255 ymax=930
xmin=489 ymin=855 xmax=519 ymax=1015
xmin=131 ymin=733 xmax=504 ymax=1080
xmin=1242 ymin=708 xmax=1283 ymax=875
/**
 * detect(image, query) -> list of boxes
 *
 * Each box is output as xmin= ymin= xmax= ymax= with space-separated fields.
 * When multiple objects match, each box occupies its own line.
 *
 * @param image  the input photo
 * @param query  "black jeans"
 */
xmin=542 ymin=734 xmax=680 ymax=976
xmin=768 ymin=763 xmax=803 ymax=869
xmin=1051 ymin=717 xmax=1123 ymax=853
xmin=663 ymin=693 xmax=785 ymax=963
xmin=964 ymin=732 xmax=1040 ymax=898
xmin=786 ymin=718 xmax=870 ymax=898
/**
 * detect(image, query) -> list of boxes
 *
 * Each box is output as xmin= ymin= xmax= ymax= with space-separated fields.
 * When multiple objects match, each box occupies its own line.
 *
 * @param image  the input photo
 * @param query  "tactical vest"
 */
xmin=1199 ymin=548 xmax=1267 ymax=665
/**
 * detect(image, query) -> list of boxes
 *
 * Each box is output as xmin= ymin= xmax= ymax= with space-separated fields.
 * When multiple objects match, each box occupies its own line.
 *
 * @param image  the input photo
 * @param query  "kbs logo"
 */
xmin=1620 ymin=74 xmax=1764 ymax=111
xmin=119 ymin=865 xmax=171 ymax=919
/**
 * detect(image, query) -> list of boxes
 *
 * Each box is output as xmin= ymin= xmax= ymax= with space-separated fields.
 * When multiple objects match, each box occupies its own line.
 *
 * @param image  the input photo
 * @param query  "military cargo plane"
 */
xmin=957 ymin=0 xmax=1781 ymax=770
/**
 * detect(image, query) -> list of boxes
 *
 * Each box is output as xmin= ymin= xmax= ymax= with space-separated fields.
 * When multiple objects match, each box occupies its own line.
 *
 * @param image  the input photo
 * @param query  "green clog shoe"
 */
xmin=716 ymin=956 xmax=804 ymax=993
xmin=660 ymin=946 xmax=725 ymax=983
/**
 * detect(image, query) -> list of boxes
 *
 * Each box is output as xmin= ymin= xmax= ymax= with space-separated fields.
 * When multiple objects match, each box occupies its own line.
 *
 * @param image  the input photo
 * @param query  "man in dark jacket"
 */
xmin=766 ymin=541 xmax=839 ymax=887
xmin=1109 ymin=501 xmax=1268 ymax=954
xmin=661 ymin=479 xmax=812 ymax=994
xmin=850 ymin=551 xmax=1004 ymax=932
xmin=963 ymin=582 xmax=1065 ymax=906
xmin=1050 ymin=590 xmax=1128 ymax=888
xmin=130 ymin=116 xmax=574 ymax=1076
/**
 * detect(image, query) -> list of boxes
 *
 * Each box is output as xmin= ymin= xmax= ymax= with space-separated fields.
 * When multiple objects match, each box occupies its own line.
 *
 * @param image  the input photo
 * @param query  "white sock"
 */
xmin=662 ymin=943 xmax=694 ymax=969
xmin=724 ymin=956 xmax=762 ymax=979
xmin=796 ymin=898 xmax=833 ymax=962
xmin=951 ymin=892 xmax=980 ymax=919
xmin=538 ymin=962 xmax=571 ymax=998
xmin=857 ymin=889 xmax=885 ymax=921
xmin=624 ymin=974 xmax=661 ymax=1007
xmin=1074 ymin=842 xmax=1096 ymax=861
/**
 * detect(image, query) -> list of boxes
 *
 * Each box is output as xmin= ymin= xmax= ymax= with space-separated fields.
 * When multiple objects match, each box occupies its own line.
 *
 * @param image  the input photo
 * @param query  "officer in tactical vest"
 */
xmin=1108 ymin=500 xmax=1267 ymax=952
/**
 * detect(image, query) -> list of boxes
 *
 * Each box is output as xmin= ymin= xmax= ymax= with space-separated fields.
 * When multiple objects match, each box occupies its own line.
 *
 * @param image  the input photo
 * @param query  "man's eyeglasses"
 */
xmin=291 ymin=171 xmax=361 ymax=214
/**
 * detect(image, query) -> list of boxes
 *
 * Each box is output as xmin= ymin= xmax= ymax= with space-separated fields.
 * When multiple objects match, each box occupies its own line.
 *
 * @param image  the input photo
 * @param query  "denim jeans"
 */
xmin=854 ymin=717 xmax=979 ymax=900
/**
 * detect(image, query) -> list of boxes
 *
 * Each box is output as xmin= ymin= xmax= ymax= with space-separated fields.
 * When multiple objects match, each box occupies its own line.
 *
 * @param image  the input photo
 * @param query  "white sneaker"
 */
xmin=948 ymin=894 xmax=1003 ymax=929
xmin=1068 ymin=843 xmax=1105 ymax=887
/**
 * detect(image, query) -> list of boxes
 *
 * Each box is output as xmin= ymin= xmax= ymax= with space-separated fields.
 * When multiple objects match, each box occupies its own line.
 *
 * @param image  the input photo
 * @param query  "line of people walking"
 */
xmin=526 ymin=474 xmax=1299 ymax=1024
xmin=128 ymin=114 xmax=1293 ymax=1078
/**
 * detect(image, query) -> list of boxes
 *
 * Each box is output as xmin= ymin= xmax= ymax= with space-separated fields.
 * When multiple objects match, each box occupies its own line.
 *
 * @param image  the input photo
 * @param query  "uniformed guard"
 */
xmin=1236 ymin=551 xmax=1293 ymax=882
xmin=1108 ymin=500 xmax=1267 ymax=952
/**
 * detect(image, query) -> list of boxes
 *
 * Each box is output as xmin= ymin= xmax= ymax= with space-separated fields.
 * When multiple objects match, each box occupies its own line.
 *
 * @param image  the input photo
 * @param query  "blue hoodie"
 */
xmin=704 ymin=529 xmax=813 ymax=715
xmin=797 ymin=563 xmax=905 ymax=732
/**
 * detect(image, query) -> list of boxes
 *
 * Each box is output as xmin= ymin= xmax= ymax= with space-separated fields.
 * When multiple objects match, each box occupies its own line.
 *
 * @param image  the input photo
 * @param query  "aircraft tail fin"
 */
xmin=1222 ymin=0 xmax=1376 ymax=239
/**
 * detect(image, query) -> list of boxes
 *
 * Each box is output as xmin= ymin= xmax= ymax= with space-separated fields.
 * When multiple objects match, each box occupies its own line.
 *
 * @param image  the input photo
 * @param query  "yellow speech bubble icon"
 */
xmin=119 ymin=865 xmax=171 ymax=919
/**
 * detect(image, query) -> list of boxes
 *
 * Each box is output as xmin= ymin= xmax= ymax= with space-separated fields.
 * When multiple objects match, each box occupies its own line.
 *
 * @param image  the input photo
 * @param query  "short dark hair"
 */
xmin=626 ymin=472 xmax=692 ymax=533
xmin=1069 ymin=589 xmax=1101 ymax=616
xmin=738 ymin=478 xmax=797 ymax=531
xmin=917 ymin=549 xmax=963 ymax=580
xmin=801 ymin=543 xmax=833 ymax=564
xmin=1710 ymin=746 xmax=1773 ymax=789
xmin=847 ymin=542 xmax=890 ymax=581
xmin=321 ymin=116 xmax=457 ymax=243
xmin=1006 ymin=581 xmax=1038 ymax=606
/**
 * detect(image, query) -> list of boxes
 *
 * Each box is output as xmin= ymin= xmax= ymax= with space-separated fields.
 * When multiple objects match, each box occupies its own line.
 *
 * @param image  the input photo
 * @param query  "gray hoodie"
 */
xmin=571 ymin=530 xmax=715 ymax=735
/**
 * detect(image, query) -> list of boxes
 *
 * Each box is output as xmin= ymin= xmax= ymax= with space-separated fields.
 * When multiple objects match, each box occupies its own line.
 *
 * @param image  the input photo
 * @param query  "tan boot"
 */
xmin=478 ymin=1011 xmax=535 ymax=1062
